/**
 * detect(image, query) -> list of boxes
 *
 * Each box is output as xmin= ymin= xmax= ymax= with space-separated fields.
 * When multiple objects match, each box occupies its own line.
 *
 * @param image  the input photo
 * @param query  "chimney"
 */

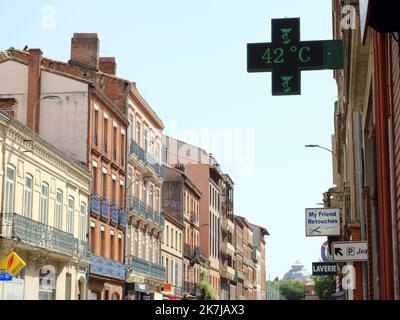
xmin=99 ymin=57 xmax=117 ymax=75
xmin=70 ymin=33 xmax=100 ymax=71
xmin=27 ymin=49 xmax=42 ymax=132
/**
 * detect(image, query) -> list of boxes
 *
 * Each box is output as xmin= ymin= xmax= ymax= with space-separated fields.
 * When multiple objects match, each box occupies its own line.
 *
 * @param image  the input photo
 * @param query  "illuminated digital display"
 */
xmin=247 ymin=18 xmax=344 ymax=96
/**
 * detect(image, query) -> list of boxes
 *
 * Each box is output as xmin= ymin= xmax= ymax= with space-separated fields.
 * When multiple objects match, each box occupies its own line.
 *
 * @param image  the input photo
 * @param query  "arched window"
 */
xmin=111 ymin=293 xmax=119 ymax=300
xmin=23 ymin=174 xmax=33 ymax=218
xmin=67 ymin=196 xmax=74 ymax=235
xmin=5 ymin=165 xmax=16 ymax=213
xmin=40 ymin=183 xmax=49 ymax=224
xmin=55 ymin=190 xmax=63 ymax=229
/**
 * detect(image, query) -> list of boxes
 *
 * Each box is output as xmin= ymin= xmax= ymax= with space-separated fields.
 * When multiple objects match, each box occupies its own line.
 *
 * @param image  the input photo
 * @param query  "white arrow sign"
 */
xmin=332 ymin=242 xmax=368 ymax=262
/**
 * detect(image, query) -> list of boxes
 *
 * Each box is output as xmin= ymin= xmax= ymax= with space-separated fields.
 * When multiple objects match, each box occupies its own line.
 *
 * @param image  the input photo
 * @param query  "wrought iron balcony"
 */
xmin=119 ymin=208 xmax=126 ymax=229
xmin=194 ymin=246 xmax=201 ymax=258
xmin=183 ymin=282 xmax=202 ymax=297
xmin=236 ymin=270 xmax=245 ymax=281
xmin=184 ymin=244 xmax=194 ymax=257
xmin=147 ymin=207 xmax=154 ymax=222
xmin=140 ymin=201 xmax=146 ymax=218
xmin=222 ymin=217 xmax=235 ymax=234
xmin=101 ymin=197 xmax=110 ymax=220
xmin=139 ymin=147 xmax=147 ymax=163
xmin=90 ymin=255 xmax=125 ymax=281
xmin=91 ymin=193 xmax=100 ymax=217
xmin=0 ymin=213 xmax=76 ymax=258
xmin=160 ymin=213 xmax=165 ymax=230
xmin=154 ymin=211 xmax=160 ymax=225
xmin=129 ymin=256 xmax=165 ymax=281
xmin=221 ymin=265 xmax=235 ymax=281
xmin=244 ymin=258 xmax=254 ymax=267
xmin=111 ymin=203 xmax=119 ymax=225
xmin=76 ymin=240 xmax=90 ymax=262
xmin=221 ymin=241 xmax=235 ymax=257
xmin=130 ymin=140 xmax=140 ymax=157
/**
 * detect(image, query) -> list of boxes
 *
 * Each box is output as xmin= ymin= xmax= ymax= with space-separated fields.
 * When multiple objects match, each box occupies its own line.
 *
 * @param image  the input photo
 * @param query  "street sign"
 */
xmin=332 ymin=241 xmax=368 ymax=262
xmin=0 ymin=270 xmax=12 ymax=282
xmin=312 ymin=262 xmax=338 ymax=276
xmin=247 ymin=18 xmax=344 ymax=95
xmin=321 ymin=241 xmax=333 ymax=262
xmin=305 ymin=208 xmax=341 ymax=237
xmin=0 ymin=251 xmax=26 ymax=277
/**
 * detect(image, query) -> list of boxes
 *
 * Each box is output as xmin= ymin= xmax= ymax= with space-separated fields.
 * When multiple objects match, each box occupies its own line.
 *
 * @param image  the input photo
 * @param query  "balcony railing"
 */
xmin=154 ymin=211 xmax=160 ymax=225
xmin=221 ymin=241 xmax=235 ymax=257
xmin=160 ymin=213 xmax=165 ymax=229
xmin=147 ymin=207 xmax=154 ymax=222
xmin=236 ymin=270 xmax=245 ymax=281
xmin=130 ymin=140 xmax=139 ymax=158
xmin=184 ymin=244 xmax=194 ymax=257
xmin=244 ymin=258 xmax=254 ymax=267
xmin=222 ymin=217 xmax=235 ymax=234
xmin=91 ymin=193 xmax=100 ymax=217
xmin=183 ymin=282 xmax=202 ymax=297
xmin=76 ymin=240 xmax=90 ymax=262
xmin=101 ymin=197 xmax=110 ymax=220
xmin=221 ymin=265 xmax=235 ymax=281
xmin=90 ymin=255 xmax=125 ymax=281
xmin=129 ymin=256 xmax=165 ymax=281
xmin=140 ymin=201 xmax=146 ymax=218
xmin=119 ymin=208 xmax=126 ymax=229
xmin=139 ymin=147 xmax=147 ymax=163
xmin=111 ymin=203 xmax=119 ymax=225
xmin=1 ymin=213 xmax=76 ymax=258
xmin=194 ymin=246 xmax=201 ymax=258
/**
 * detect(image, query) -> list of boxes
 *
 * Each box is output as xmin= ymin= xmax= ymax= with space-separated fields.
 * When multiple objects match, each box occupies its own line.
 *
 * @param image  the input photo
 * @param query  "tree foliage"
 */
xmin=200 ymin=280 xmax=216 ymax=300
xmin=313 ymin=276 xmax=334 ymax=300
xmin=279 ymin=279 xmax=306 ymax=300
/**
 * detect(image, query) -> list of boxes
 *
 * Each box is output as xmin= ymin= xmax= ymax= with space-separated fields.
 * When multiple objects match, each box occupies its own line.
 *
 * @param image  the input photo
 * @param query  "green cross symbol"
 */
xmin=247 ymin=18 xmax=344 ymax=96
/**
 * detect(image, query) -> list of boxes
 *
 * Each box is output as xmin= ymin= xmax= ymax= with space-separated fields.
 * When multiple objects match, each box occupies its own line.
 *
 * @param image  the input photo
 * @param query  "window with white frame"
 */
xmin=149 ymin=234 xmax=153 ymax=263
xmin=67 ymin=196 xmax=74 ymax=235
xmin=40 ymin=183 xmax=49 ymax=224
xmin=80 ymin=202 xmax=86 ymax=241
xmin=23 ymin=174 xmax=33 ymax=218
xmin=5 ymin=165 xmax=16 ymax=213
xmin=55 ymin=190 xmax=63 ymax=230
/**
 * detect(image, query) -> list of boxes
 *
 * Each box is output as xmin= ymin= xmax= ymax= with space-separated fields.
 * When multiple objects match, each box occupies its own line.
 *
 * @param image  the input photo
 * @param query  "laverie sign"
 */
xmin=305 ymin=208 xmax=340 ymax=237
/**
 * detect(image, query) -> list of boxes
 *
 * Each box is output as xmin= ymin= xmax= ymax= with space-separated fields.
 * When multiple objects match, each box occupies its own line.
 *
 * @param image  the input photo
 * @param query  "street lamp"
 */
xmin=305 ymin=144 xmax=334 ymax=154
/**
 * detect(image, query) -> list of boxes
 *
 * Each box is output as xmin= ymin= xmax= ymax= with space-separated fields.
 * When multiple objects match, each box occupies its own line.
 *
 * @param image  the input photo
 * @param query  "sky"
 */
xmin=0 ymin=0 xmax=338 ymax=279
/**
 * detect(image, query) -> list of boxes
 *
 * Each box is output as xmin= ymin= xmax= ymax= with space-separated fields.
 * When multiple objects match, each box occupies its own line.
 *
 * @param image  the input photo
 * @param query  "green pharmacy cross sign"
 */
xmin=247 ymin=18 xmax=344 ymax=96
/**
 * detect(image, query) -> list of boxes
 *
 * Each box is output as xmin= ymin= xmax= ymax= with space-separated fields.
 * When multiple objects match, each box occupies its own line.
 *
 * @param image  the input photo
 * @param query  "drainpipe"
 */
xmin=353 ymin=111 xmax=368 ymax=300
xmin=387 ymin=35 xmax=400 ymax=300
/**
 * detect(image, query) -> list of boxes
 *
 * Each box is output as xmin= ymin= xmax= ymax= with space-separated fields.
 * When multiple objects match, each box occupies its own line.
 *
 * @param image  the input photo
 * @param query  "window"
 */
xmin=144 ymin=129 xmax=148 ymax=153
xmin=136 ymin=121 xmax=141 ymax=145
xmin=155 ymin=238 xmax=159 ymax=264
xmin=103 ymin=117 xmax=108 ymax=153
xmin=142 ymin=230 xmax=146 ymax=260
xmin=93 ymin=167 xmax=98 ymax=193
xmin=111 ymin=178 xmax=116 ymax=203
xmin=80 ymin=203 xmax=86 ymax=241
xmin=101 ymin=228 xmax=106 ymax=257
xmin=128 ymin=114 xmax=133 ymax=144
xmin=110 ymin=233 xmax=115 ymax=260
xmin=93 ymin=108 xmax=99 ymax=145
xmin=127 ymin=169 xmax=132 ymax=199
xmin=40 ymin=183 xmax=49 ymax=224
xmin=134 ymin=226 xmax=139 ymax=257
xmin=121 ymin=132 xmax=125 ymax=166
xmin=134 ymin=174 xmax=139 ymax=198
xmin=171 ymin=228 xmax=174 ymax=249
xmin=102 ymin=172 xmax=107 ymax=199
xmin=166 ymin=226 xmax=169 ymax=246
xmin=5 ymin=165 xmax=15 ymax=213
xmin=175 ymin=261 xmax=179 ymax=287
xmin=55 ymin=191 xmax=63 ymax=230
xmin=118 ymin=236 xmax=123 ymax=261
xmin=91 ymin=223 xmax=96 ymax=253
xmin=120 ymin=184 xmax=124 ymax=208
xmin=149 ymin=235 xmax=153 ymax=263
xmin=175 ymin=231 xmax=178 ymax=250
xmin=65 ymin=273 xmax=72 ymax=300
xmin=67 ymin=197 xmax=74 ymax=235
xmin=23 ymin=174 xmax=33 ymax=218
xmin=179 ymin=233 xmax=182 ymax=252
xmin=149 ymin=187 xmax=153 ymax=208
xmin=155 ymin=191 xmax=159 ymax=212
xmin=112 ymin=126 xmax=117 ymax=160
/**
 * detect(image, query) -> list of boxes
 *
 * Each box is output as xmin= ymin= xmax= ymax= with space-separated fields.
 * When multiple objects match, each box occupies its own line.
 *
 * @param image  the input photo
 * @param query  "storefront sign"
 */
xmin=312 ymin=262 xmax=338 ymax=276
xmin=305 ymin=208 xmax=341 ymax=236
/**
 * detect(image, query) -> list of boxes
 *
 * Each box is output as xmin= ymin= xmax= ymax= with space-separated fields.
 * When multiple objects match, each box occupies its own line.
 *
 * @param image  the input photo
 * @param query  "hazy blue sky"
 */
xmin=0 ymin=0 xmax=337 ymax=279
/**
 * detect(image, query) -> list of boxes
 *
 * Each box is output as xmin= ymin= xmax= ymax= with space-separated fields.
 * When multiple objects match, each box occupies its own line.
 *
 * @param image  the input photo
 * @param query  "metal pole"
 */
xmin=353 ymin=111 xmax=368 ymax=300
